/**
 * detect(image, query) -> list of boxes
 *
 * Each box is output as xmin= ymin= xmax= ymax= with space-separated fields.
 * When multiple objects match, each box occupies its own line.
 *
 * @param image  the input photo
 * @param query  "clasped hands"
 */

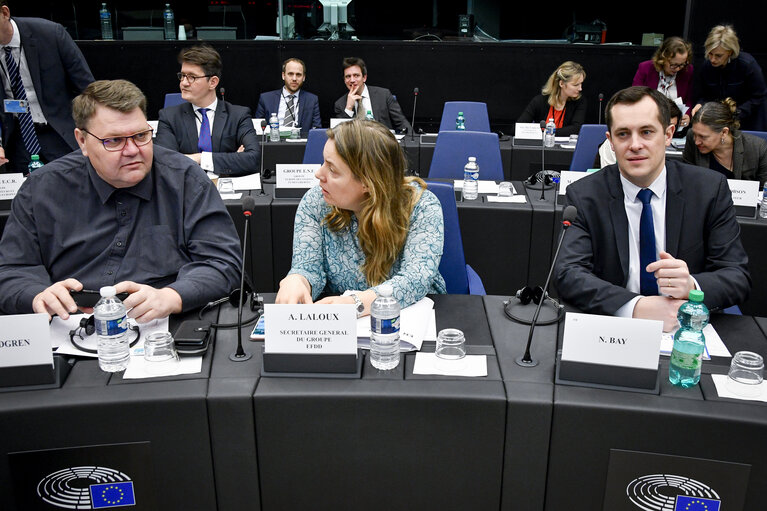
xmin=275 ymin=274 xmax=373 ymax=316
xmin=634 ymin=251 xmax=695 ymax=331
xmin=33 ymin=278 xmax=182 ymax=323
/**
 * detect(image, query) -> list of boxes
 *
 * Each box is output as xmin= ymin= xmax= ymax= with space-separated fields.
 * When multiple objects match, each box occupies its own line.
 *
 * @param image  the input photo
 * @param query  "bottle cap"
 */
xmin=458 ymin=111 xmax=464 ymax=115
xmin=688 ymin=289 xmax=704 ymax=302
xmin=100 ymin=286 xmax=117 ymax=297
xmin=31 ymin=154 xmax=40 ymax=161
xmin=468 ymin=156 xmax=476 ymax=161
xmin=377 ymin=284 xmax=393 ymax=297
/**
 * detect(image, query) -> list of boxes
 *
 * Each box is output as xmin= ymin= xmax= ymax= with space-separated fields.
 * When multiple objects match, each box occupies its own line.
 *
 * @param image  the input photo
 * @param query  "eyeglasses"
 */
xmin=177 ymin=72 xmax=213 ymax=83
xmin=82 ymin=127 xmax=154 ymax=151
xmin=668 ymin=62 xmax=688 ymax=70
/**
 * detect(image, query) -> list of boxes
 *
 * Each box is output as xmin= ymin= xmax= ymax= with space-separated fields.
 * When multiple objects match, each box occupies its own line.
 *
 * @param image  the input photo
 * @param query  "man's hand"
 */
xmin=646 ymin=251 xmax=694 ymax=299
xmin=275 ymin=274 xmax=313 ymax=304
xmin=690 ymin=104 xmax=702 ymax=119
xmin=32 ymin=278 xmax=83 ymax=320
xmin=185 ymin=153 xmax=202 ymax=164
xmin=0 ymin=146 xmax=9 ymax=166
xmin=237 ymin=145 xmax=245 ymax=153
xmin=114 ymin=281 xmax=183 ymax=323
xmin=345 ymin=83 xmax=363 ymax=111
xmin=633 ymin=295 xmax=686 ymax=332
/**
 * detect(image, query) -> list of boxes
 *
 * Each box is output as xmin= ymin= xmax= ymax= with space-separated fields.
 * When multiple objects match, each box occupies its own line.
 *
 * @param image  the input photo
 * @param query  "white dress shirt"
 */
xmin=278 ymin=87 xmax=301 ymax=126
xmin=0 ymin=20 xmax=47 ymax=124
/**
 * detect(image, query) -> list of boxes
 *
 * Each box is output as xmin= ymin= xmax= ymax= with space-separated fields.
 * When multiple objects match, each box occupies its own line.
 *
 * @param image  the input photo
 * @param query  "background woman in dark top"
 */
xmin=684 ymin=98 xmax=767 ymax=186
xmin=517 ymin=61 xmax=586 ymax=137
xmin=691 ymin=25 xmax=767 ymax=131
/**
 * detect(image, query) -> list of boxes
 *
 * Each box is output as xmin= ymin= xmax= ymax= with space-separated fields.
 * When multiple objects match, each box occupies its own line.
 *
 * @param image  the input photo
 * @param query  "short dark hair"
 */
xmin=282 ymin=58 xmax=306 ymax=74
xmin=605 ymin=86 xmax=670 ymax=133
xmin=178 ymin=44 xmax=222 ymax=78
xmin=72 ymin=80 xmax=147 ymax=130
xmin=342 ymin=57 xmax=367 ymax=76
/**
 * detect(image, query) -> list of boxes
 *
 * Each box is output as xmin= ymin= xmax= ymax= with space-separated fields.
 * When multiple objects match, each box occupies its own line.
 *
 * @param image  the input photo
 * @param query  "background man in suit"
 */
xmin=333 ymin=57 xmax=411 ymax=133
xmin=0 ymin=0 xmax=93 ymax=172
xmin=155 ymin=44 xmax=259 ymax=176
xmin=255 ymin=57 xmax=321 ymax=136
xmin=555 ymin=86 xmax=750 ymax=331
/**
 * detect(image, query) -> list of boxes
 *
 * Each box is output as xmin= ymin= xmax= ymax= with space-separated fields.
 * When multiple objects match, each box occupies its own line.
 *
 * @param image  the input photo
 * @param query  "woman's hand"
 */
xmin=275 ymin=274 xmax=313 ymax=304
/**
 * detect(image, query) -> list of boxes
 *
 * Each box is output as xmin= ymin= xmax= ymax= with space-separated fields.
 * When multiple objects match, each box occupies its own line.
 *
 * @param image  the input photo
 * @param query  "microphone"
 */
xmin=410 ymin=87 xmax=419 ymax=142
xmin=538 ymin=120 xmax=547 ymax=201
xmin=230 ymin=196 xmax=257 ymax=362
xmin=220 ymin=87 xmax=226 ymax=103
xmin=598 ymin=93 xmax=604 ymax=125
xmin=259 ymin=119 xmax=270 ymax=182
xmin=515 ymin=205 xmax=577 ymax=367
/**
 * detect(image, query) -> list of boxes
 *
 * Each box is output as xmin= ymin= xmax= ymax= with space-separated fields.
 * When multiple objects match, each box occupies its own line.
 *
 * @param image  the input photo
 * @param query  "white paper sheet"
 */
xmin=486 ymin=195 xmax=527 ymax=203
xmin=219 ymin=192 xmax=243 ymax=200
xmin=453 ymin=179 xmax=499 ymax=193
xmin=351 ymin=295 xmax=436 ymax=351
xmin=51 ymin=315 xmax=168 ymax=358
xmin=413 ymin=353 xmax=487 ymax=377
xmin=122 ymin=352 xmax=202 ymax=379
xmin=660 ymin=324 xmax=731 ymax=360
xmin=231 ymin=173 xmax=262 ymax=190
xmin=711 ymin=374 xmax=767 ymax=402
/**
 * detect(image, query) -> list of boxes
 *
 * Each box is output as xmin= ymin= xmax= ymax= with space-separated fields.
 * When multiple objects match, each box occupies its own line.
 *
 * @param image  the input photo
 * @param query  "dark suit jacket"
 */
xmin=632 ymin=60 xmax=694 ymax=107
xmin=517 ymin=94 xmax=587 ymax=137
xmin=554 ymin=160 xmax=750 ymax=315
xmin=683 ymin=130 xmax=767 ymax=186
xmin=333 ymin=85 xmax=411 ymax=133
xmin=0 ymin=17 xmax=94 ymax=152
xmin=155 ymin=100 xmax=260 ymax=176
xmin=255 ymin=89 xmax=322 ymax=135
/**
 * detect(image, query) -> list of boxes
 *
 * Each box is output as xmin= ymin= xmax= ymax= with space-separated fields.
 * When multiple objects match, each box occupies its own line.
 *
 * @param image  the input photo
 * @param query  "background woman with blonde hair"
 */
xmin=691 ymin=25 xmax=767 ymax=130
xmin=276 ymin=119 xmax=446 ymax=315
xmin=517 ymin=61 xmax=587 ymax=136
xmin=684 ymin=98 xmax=767 ymax=186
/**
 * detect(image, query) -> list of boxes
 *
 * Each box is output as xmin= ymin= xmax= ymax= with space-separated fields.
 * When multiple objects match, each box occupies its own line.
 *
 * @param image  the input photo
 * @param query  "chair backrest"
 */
xmin=743 ymin=130 xmax=767 ymax=142
xmin=439 ymin=101 xmax=491 ymax=132
xmin=425 ymin=180 xmax=469 ymax=294
xmin=163 ymin=93 xmax=186 ymax=109
xmin=428 ymin=130 xmax=504 ymax=180
xmin=569 ymin=124 xmax=608 ymax=171
xmin=302 ymin=128 xmax=328 ymax=164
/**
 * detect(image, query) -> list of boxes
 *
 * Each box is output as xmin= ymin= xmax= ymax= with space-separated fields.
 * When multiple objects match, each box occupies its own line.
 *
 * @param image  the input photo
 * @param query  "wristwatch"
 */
xmin=350 ymin=293 xmax=364 ymax=318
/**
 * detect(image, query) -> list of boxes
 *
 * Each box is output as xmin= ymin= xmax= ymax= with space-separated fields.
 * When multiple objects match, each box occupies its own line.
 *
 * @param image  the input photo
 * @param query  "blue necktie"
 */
xmin=197 ymin=107 xmax=212 ymax=153
xmin=4 ymin=46 xmax=41 ymax=157
xmin=638 ymin=188 xmax=658 ymax=296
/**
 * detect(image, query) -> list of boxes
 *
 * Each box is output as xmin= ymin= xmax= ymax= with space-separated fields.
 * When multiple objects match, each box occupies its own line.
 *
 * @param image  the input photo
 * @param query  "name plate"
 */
xmin=0 ymin=173 xmax=25 ymax=200
xmin=556 ymin=170 xmax=590 ymax=205
xmin=263 ymin=304 xmax=357 ymax=355
xmin=0 ymin=313 xmax=54 ymax=387
xmin=514 ymin=122 xmax=543 ymax=140
xmin=276 ymin=164 xmax=320 ymax=189
xmin=559 ymin=312 xmax=662 ymax=390
xmin=727 ymin=179 xmax=759 ymax=218
xmin=330 ymin=118 xmax=353 ymax=128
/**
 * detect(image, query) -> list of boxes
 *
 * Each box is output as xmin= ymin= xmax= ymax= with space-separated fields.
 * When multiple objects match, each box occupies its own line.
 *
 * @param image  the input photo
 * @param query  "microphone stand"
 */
xmin=230 ymin=201 xmax=255 ymax=361
xmin=598 ymin=93 xmax=604 ymax=125
xmin=539 ymin=120 xmax=547 ymax=201
xmin=259 ymin=119 xmax=269 ymax=186
xmin=410 ymin=87 xmax=419 ymax=142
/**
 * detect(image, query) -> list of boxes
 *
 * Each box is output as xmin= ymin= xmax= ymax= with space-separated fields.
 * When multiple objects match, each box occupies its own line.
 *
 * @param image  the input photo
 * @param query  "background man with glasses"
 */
xmin=155 ymin=44 xmax=260 ymax=176
xmin=0 ymin=79 xmax=242 ymax=321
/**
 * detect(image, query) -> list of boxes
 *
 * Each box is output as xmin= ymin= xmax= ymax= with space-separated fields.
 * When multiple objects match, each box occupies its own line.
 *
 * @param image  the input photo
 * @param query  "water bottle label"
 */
xmin=371 ymin=316 xmax=400 ymax=335
xmin=95 ymin=316 xmax=128 ymax=337
xmin=464 ymin=171 xmax=479 ymax=181
xmin=101 ymin=12 xmax=110 ymax=19
xmin=670 ymin=349 xmax=701 ymax=370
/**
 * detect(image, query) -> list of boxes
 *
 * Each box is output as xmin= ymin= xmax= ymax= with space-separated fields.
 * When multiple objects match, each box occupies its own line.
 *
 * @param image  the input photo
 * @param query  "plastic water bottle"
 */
xmin=462 ymin=156 xmax=479 ymax=200
xmin=365 ymin=110 xmax=374 ymax=121
xmin=760 ymin=187 xmax=767 ymax=219
xmin=99 ymin=3 xmax=113 ymax=40
xmin=370 ymin=284 xmax=400 ymax=370
xmin=269 ymin=112 xmax=280 ymax=142
xmin=544 ymin=118 xmax=556 ymax=147
xmin=456 ymin=111 xmax=466 ymax=130
xmin=27 ymin=154 xmax=44 ymax=174
xmin=669 ymin=290 xmax=709 ymax=388
xmin=163 ymin=4 xmax=176 ymax=40
xmin=94 ymin=286 xmax=130 ymax=373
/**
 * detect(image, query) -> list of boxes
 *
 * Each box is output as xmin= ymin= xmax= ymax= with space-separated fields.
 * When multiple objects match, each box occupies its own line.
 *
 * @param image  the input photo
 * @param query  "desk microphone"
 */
xmin=410 ymin=87 xmax=419 ymax=142
xmin=514 ymin=205 xmax=577 ymax=367
xmin=230 ymin=196 xmax=257 ymax=362
xmin=598 ymin=93 xmax=604 ymax=125
xmin=259 ymin=119 xmax=271 ymax=182
xmin=220 ymin=87 xmax=226 ymax=103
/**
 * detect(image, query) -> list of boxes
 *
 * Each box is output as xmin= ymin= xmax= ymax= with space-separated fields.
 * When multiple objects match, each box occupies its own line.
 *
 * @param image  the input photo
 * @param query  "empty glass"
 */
xmin=436 ymin=329 xmax=466 ymax=360
xmin=568 ymin=134 xmax=579 ymax=146
xmin=498 ymin=181 xmax=513 ymax=197
xmin=726 ymin=351 xmax=764 ymax=397
xmin=218 ymin=178 xmax=234 ymax=194
xmin=290 ymin=127 xmax=301 ymax=139
xmin=144 ymin=331 xmax=180 ymax=374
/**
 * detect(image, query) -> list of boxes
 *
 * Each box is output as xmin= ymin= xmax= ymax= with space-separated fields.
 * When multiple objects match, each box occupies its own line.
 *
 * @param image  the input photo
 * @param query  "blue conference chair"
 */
xmin=569 ymin=124 xmax=608 ymax=171
xmin=439 ymin=101 xmax=491 ymax=133
xmin=425 ymin=180 xmax=486 ymax=295
xmin=428 ymin=130 xmax=504 ymax=180
xmin=302 ymin=128 xmax=328 ymax=164
xmin=743 ymin=130 xmax=767 ymax=142
xmin=163 ymin=93 xmax=186 ymax=108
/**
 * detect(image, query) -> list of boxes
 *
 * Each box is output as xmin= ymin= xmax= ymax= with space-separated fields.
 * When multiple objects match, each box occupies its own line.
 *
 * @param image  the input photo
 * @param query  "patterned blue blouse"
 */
xmin=288 ymin=184 xmax=446 ymax=307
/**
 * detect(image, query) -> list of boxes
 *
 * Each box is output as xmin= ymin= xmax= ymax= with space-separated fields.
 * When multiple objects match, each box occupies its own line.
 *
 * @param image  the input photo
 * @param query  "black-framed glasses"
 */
xmin=177 ymin=72 xmax=213 ymax=83
xmin=82 ymin=127 xmax=154 ymax=152
xmin=668 ymin=62 xmax=688 ymax=70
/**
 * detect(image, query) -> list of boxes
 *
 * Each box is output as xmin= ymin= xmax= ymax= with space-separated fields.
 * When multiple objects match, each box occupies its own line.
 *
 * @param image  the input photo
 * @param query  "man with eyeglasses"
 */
xmin=255 ymin=57 xmax=322 ymax=136
xmin=0 ymin=79 xmax=242 ymax=321
xmin=155 ymin=44 xmax=260 ymax=175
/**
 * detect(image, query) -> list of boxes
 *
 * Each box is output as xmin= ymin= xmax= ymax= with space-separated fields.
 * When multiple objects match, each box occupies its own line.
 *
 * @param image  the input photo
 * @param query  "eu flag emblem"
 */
xmin=89 ymin=481 xmax=136 ymax=508
xmin=674 ymin=495 xmax=721 ymax=510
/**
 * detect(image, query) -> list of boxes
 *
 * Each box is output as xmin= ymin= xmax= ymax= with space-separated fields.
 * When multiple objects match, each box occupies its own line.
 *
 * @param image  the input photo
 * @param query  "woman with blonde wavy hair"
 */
xmin=517 ymin=61 xmax=587 ymax=136
xmin=276 ymin=119 xmax=446 ymax=315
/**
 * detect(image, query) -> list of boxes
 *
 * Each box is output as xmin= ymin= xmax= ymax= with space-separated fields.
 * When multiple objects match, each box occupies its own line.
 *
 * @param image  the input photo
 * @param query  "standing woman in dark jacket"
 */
xmin=684 ymin=98 xmax=767 ymax=186
xmin=691 ymin=25 xmax=767 ymax=130
xmin=517 ymin=61 xmax=587 ymax=137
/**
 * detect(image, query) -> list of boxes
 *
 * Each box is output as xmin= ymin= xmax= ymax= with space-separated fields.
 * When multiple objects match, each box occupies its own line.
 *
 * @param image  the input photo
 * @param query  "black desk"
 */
xmin=510 ymin=139 xmax=575 ymax=181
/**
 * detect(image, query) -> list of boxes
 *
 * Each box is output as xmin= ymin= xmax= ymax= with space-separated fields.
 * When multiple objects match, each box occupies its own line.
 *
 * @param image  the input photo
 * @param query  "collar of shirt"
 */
xmin=193 ymin=97 xmax=217 ymax=116
xmin=282 ymin=87 xmax=300 ymax=100
xmin=4 ymin=20 xmax=21 ymax=49
xmin=88 ymin=159 xmax=153 ymax=204
xmin=619 ymin=166 xmax=667 ymax=203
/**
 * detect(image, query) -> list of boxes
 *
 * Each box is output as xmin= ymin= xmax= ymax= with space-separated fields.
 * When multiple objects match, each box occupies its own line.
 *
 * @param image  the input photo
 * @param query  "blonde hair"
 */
xmin=705 ymin=25 xmax=740 ymax=60
xmin=542 ymin=61 xmax=585 ymax=107
xmin=325 ymin=120 xmax=425 ymax=286
xmin=652 ymin=36 xmax=692 ymax=72
xmin=72 ymin=80 xmax=147 ymax=130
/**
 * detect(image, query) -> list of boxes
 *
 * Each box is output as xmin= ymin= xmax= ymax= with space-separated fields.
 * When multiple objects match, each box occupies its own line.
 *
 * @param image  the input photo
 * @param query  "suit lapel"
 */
xmin=181 ymin=103 xmax=199 ymax=150
xmin=665 ymin=161 xmax=684 ymax=256
xmin=607 ymin=169 xmax=630 ymax=284
xmin=212 ymin=101 xmax=227 ymax=151
xmin=297 ymin=93 xmax=308 ymax=128
xmin=17 ymin=22 xmax=43 ymax=106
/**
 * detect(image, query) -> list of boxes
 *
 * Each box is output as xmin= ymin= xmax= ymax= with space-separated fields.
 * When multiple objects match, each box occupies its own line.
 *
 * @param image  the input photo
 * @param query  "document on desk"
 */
xmin=122 ymin=352 xmax=202 ymax=379
xmin=351 ymin=296 xmax=437 ymax=352
xmin=51 ymin=315 xmax=169 ymax=358
xmin=659 ymin=323 xmax=731 ymax=360
xmin=231 ymin=173 xmax=262 ymax=190
xmin=486 ymin=195 xmax=527 ymax=203
xmin=711 ymin=374 xmax=767 ymax=402
xmin=453 ymin=179 xmax=501 ymax=194
xmin=413 ymin=353 xmax=488 ymax=377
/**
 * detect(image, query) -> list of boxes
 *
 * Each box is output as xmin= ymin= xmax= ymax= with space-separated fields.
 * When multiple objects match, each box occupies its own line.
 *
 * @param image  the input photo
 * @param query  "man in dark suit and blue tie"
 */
xmin=155 ymin=44 xmax=259 ymax=176
xmin=555 ymin=87 xmax=750 ymax=331
xmin=0 ymin=0 xmax=94 ymax=172
xmin=255 ymin=57 xmax=322 ymax=136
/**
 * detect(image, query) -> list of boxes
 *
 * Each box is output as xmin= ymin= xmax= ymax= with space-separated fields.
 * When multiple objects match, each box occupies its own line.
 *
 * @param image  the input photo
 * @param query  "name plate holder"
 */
xmin=556 ymin=312 xmax=662 ymax=394
xmin=556 ymin=170 xmax=592 ymax=206
xmin=514 ymin=123 xmax=543 ymax=147
xmin=728 ymin=179 xmax=759 ymax=218
xmin=0 ymin=314 xmax=72 ymax=390
xmin=273 ymin=164 xmax=320 ymax=199
xmin=261 ymin=304 xmax=362 ymax=378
